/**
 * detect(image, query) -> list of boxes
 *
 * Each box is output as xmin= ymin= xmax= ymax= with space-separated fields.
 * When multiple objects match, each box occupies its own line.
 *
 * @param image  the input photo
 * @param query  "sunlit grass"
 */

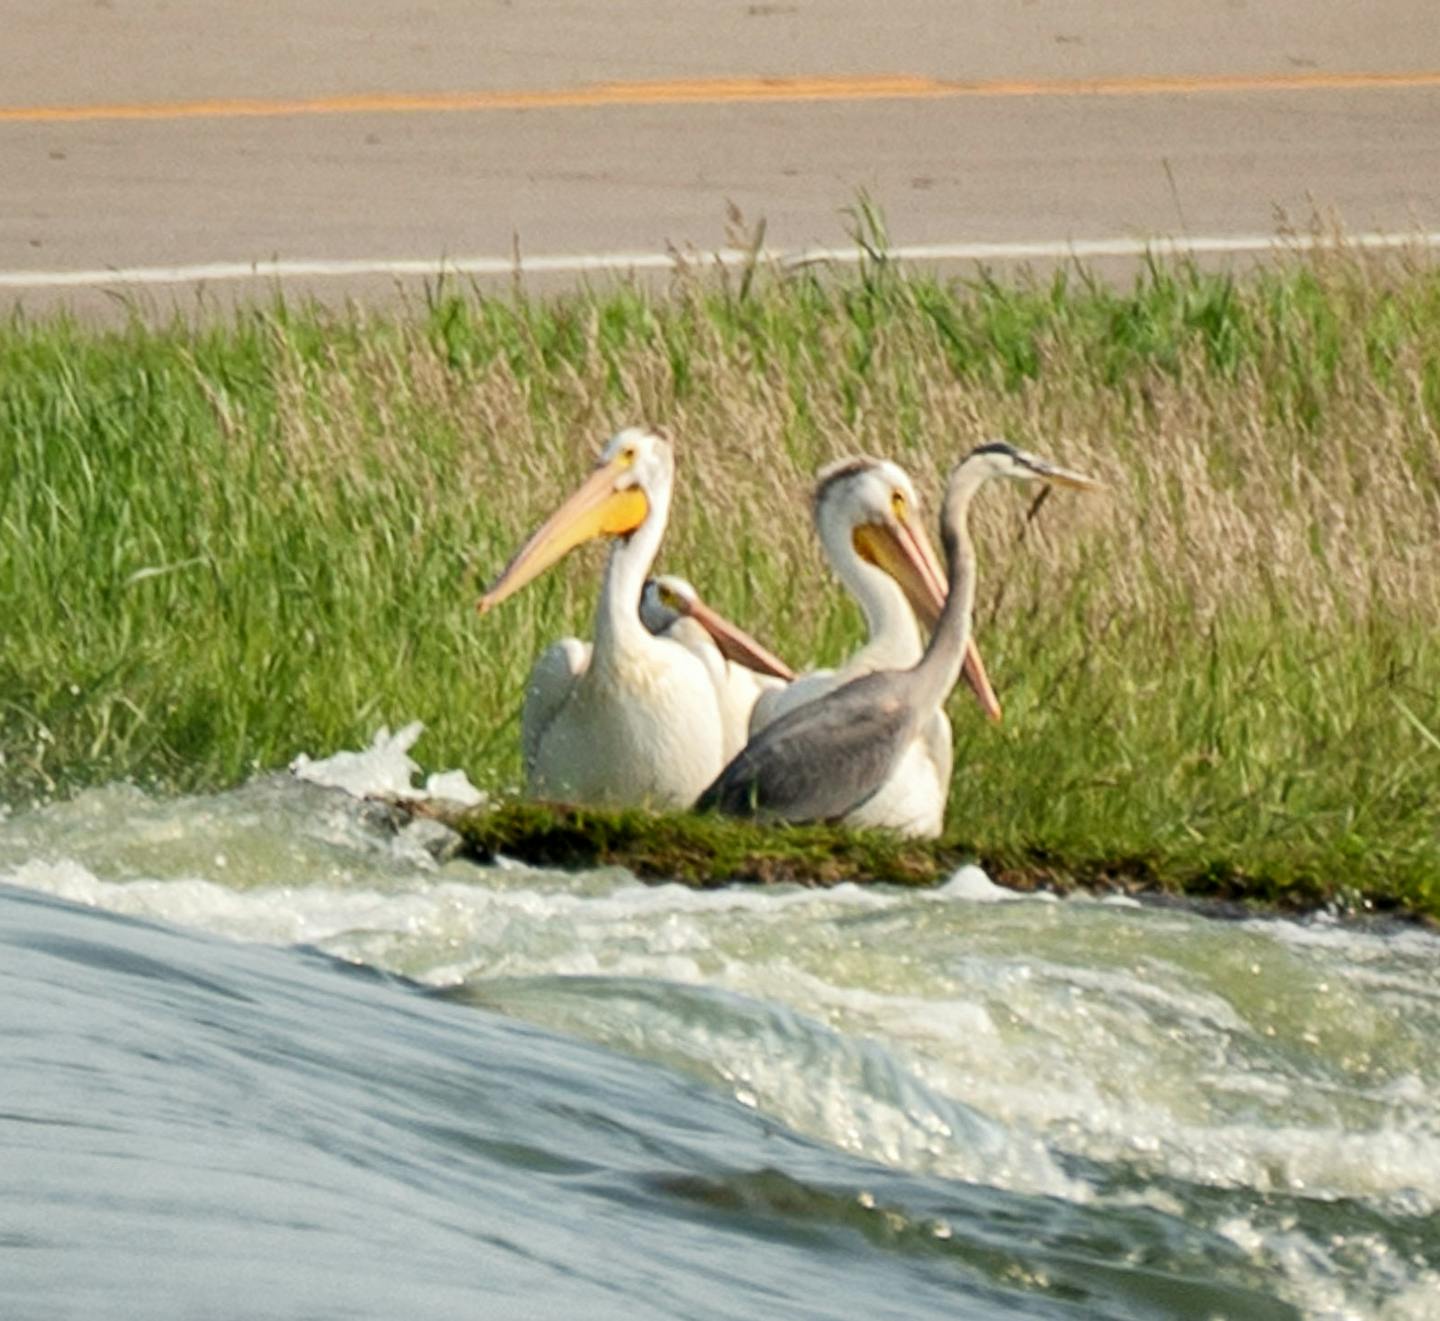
xmin=2 ymin=240 xmax=1437 ymax=912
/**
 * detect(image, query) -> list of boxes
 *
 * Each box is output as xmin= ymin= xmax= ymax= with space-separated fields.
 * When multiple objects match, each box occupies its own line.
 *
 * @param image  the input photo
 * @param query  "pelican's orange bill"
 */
xmin=477 ymin=457 xmax=648 ymax=614
xmin=852 ymin=518 xmax=1003 ymax=722
xmin=681 ymin=594 xmax=795 ymax=681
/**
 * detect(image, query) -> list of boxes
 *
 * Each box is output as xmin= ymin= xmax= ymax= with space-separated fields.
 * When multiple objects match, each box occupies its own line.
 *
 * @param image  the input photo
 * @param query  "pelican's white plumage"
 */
xmin=639 ymin=575 xmax=792 ymax=760
xmin=479 ymin=428 xmax=789 ymax=808
xmin=749 ymin=458 xmax=999 ymax=838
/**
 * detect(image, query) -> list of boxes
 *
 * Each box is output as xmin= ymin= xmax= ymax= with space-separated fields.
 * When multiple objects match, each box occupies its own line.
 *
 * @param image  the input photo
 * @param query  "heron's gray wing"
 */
xmin=696 ymin=672 xmax=914 ymax=824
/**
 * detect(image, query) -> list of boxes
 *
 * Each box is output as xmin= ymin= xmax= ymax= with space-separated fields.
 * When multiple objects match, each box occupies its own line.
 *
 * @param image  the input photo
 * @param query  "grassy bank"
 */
xmin=422 ymin=800 xmax=1422 ymax=919
xmin=2 ymin=241 xmax=1438 ymax=914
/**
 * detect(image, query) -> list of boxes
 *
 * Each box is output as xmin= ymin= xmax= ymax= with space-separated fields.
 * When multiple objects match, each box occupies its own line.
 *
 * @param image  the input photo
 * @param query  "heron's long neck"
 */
xmin=908 ymin=465 xmax=986 ymax=717
xmin=593 ymin=482 xmax=670 ymax=664
xmin=828 ymin=533 xmax=925 ymax=670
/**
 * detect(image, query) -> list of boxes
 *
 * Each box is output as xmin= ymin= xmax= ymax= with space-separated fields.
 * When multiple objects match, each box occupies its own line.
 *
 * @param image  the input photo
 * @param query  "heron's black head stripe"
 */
xmin=968 ymin=440 xmax=1020 ymax=460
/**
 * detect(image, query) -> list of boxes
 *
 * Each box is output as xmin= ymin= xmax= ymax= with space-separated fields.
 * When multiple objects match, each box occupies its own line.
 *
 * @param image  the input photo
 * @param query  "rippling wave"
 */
xmin=4 ymin=759 xmax=1438 ymax=1317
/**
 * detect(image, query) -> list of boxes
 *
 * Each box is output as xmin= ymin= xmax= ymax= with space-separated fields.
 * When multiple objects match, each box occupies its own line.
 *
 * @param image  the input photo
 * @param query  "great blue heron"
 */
xmin=695 ymin=441 xmax=1100 ymax=827
xmin=747 ymin=456 xmax=1001 ymax=837
xmin=476 ymin=427 xmax=792 ymax=807
xmin=639 ymin=574 xmax=794 ymax=759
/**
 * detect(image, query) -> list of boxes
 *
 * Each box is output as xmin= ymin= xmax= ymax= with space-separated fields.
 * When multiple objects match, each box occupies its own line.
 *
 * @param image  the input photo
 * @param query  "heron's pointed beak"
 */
xmin=1032 ymin=459 xmax=1104 ymax=492
xmin=477 ymin=459 xmax=649 ymax=614
xmin=853 ymin=520 xmax=1003 ymax=723
xmin=679 ymin=595 xmax=796 ymax=682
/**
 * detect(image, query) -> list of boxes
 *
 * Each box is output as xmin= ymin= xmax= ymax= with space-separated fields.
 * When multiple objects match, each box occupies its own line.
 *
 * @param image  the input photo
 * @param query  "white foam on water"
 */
xmin=5 ymin=856 xmax=442 ymax=949
xmin=290 ymin=721 xmax=486 ymax=807
xmin=7 ymin=728 xmax=1440 ymax=1318
xmin=937 ymin=864 xmax=1015 ymax=901
xmin=934 ymin=865 xmax=1059 ymax=904
xmin=13 ymin=821 xmax=1440 ymax=1187
xmin=1217 ymin=1214 xmax=1440 ymax=1321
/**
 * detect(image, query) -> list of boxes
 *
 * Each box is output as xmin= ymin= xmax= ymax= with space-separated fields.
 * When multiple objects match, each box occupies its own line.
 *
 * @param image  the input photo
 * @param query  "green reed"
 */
xmin=2 ymin=242 xmax=1437 ymax=913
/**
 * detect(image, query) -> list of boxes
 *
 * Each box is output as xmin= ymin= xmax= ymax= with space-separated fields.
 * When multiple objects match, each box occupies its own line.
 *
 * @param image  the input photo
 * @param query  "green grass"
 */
xmin=2 ymin=241 xmax=1438 ymax=915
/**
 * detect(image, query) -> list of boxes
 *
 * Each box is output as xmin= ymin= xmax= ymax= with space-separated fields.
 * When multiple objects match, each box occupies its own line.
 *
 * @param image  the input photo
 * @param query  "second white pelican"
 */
xmin=749 ymin=457 xmax=1001 ymax=838
xmin=477 ymin=427 xmax=790 ymax=808
xmin=699 ymin=443 xmax=1100 ymax=830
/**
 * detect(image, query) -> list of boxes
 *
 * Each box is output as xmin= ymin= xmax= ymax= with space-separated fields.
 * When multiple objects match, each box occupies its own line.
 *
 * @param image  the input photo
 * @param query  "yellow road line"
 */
xmin=3 ymin=70 xmax=1439 ymax=125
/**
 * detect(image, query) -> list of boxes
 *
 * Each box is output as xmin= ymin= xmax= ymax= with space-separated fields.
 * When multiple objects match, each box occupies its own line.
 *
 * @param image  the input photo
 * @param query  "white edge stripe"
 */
xmin=2 ymin=231 xmax=1439 ymax=290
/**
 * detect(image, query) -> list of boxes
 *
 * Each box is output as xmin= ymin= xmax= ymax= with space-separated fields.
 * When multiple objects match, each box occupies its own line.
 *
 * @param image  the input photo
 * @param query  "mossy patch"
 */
xmin=411 ymin=800 xmax=1440 ymax=924
xmin=448 ymin=800 xmax=943 ymax=888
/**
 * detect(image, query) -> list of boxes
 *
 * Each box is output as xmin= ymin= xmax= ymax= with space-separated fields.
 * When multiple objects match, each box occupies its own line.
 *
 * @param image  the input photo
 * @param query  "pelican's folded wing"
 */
xmin=521 ymin=638 xmax=590 ymax=782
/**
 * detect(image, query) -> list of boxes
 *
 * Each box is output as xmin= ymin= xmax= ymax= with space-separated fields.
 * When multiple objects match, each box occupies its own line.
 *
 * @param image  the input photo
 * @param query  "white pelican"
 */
xmin=698 ymin=442 xmax=1100 ymax=829
xmin=477 ymin=427 xmax=790 ymax=808
xmin=748 ymin=456 xmax=1001 ymax=838
xmin=638 ymin=575 xmax=794 ymax=760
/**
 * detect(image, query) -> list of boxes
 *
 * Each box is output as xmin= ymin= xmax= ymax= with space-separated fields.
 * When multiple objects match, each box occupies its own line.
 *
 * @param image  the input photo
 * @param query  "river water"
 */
xmin=3 ymin=735 xmax=1438 ymax=1319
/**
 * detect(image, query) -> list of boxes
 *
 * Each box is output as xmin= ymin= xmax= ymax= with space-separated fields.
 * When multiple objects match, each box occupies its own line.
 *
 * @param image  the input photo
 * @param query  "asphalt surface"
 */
xmin=4 ymin=1 xmax=1440 ymax=315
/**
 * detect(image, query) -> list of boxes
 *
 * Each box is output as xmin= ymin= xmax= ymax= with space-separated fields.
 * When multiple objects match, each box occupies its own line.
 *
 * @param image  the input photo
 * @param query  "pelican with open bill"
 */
xmin=696 ymin=441 xmax=1101 ymax=830
xmin=747 ymin=456 xmax=1001 ymax=837
xmin=477 ymin=426 xmax=794 ymax=808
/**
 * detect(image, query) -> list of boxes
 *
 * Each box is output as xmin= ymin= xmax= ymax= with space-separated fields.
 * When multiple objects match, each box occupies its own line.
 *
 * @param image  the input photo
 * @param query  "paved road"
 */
xmin=4 ymin=1 xmax=1439 ymax=314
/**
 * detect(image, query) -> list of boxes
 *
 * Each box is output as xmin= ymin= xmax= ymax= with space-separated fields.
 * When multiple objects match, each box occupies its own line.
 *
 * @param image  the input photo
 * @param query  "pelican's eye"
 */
xmin=619 ymin=444 xmax=638 ymax=467
xmin=891 ymin=489 xmax=907 ymax=520
xmin=658 ymin=585 xmax=680 ymax=609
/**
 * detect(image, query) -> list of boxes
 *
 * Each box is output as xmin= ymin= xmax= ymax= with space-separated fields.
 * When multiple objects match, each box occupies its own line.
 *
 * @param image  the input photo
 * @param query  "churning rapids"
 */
xmin=3 ymin=730 xmax=1438 ymax=1319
